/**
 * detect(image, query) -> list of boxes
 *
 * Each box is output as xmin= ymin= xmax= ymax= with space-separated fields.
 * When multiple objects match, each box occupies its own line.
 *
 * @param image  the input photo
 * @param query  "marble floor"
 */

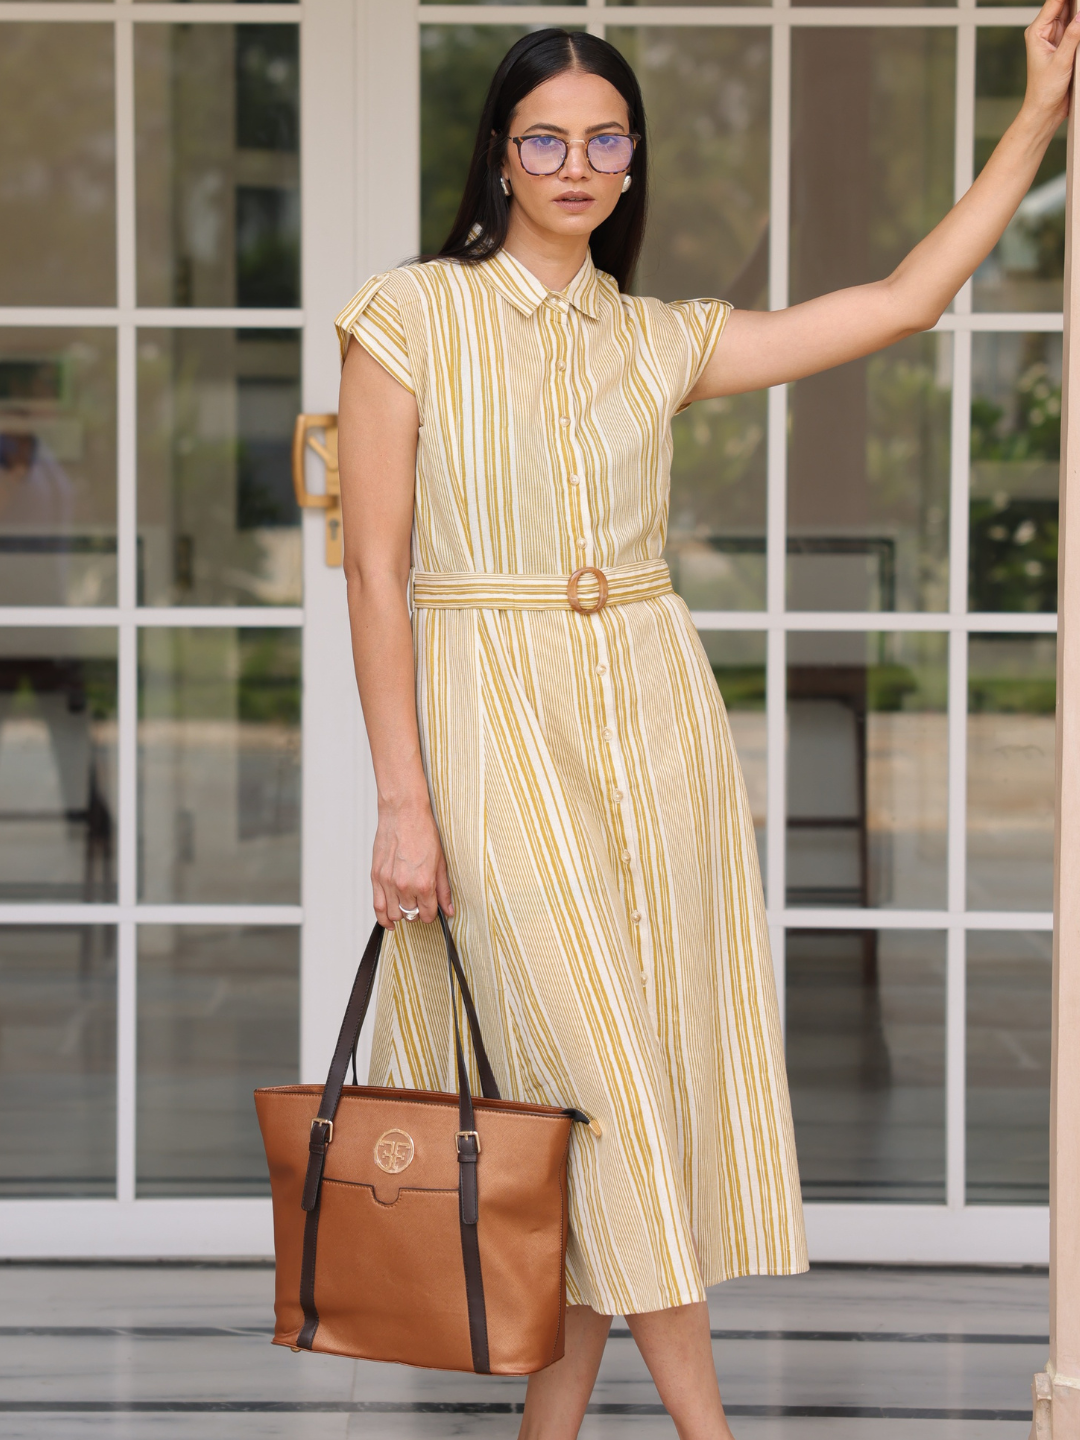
xmin=0 ymin=1263 xmax=1047 ymax=1439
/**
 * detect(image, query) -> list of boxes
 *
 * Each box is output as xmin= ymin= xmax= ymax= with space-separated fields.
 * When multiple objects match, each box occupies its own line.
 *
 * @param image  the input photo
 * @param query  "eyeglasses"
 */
xmin=510 ymin=132 xmax=639 ymax=177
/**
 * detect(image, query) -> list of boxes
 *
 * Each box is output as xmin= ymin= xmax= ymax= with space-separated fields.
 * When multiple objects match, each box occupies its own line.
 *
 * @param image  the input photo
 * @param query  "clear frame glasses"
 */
xmin=510 ymin=132 xmax=639 ymax=177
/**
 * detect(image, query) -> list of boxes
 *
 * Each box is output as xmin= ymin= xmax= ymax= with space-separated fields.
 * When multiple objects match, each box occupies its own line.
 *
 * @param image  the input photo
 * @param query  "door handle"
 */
xmin=292 ymin=413 xmax=342 ymax=566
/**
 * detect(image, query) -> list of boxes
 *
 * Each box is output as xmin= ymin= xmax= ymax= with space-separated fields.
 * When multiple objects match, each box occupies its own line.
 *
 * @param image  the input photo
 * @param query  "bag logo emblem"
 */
xmin=374 ymin=1129 xmax=415 ymax=1174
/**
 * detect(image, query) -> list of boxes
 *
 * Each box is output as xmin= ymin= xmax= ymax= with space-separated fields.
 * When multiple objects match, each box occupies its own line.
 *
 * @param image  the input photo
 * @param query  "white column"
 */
xmin=1032 ymin=52 xmax=1080 ymax=1440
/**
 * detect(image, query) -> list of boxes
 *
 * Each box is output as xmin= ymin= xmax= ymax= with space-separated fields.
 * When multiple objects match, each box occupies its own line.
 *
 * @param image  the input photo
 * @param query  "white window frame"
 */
xmin=0 ymin=0 xmax=1052 ymax=1263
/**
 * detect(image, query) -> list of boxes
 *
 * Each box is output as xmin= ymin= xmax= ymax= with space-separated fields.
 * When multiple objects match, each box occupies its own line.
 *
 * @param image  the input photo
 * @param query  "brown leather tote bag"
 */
xmin=255 ymin=916 xmax=589 ymax=1375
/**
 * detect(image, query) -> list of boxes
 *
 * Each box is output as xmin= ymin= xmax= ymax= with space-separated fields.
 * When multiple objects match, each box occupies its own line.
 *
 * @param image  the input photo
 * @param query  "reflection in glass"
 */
xmin=786 ymin=930 xmax=945 ymax=1203
xmin=0 ymin=330 xmax=117 ymax=606
xmin=0 ymin=927 xmax=115 ymax=1197
xmin=966 ymin=931 xmax=1050 ymax=1204
xmin=0 ymin=631 xmax=116 ymax=903
xmin=0 ymin=25 xmax=115 ymax=305
xmin=668 ymin=395 xmax=766 ymax=611
xmin=789 ymin=30 xmax=953 ymax=612
xmin=967 ymin=635 xmax=1055 ymax=911
xmin=699 ymin=631 xmax=766 ymax=873
xmin=137 ymin=926 xmax=298 ymax=1196
xmin=605 ymin=30 xmax=770 ymax=610
xmin=788 ymin=336 xmax=951 ymax=615
xmin=974 ymin=30 xmax=1065 ymax=310
xmin=137 ymin=329 xmax=301 ymax=607
xmin=787 ymin=633 xmax=947 ymax=909
xmin=421 ymin=27 xmax=528 ymax=256
xmin=136 ymin=26 xmax=299 ymax=308
xmin=139 ymin=629 xmax=300 ymax=904
xmin=610 ymin=30 xmax=771 ymax=305
xmin=970 ymin=332 xmax=1060 ymax=613
xmin=613 ymin=0 xmax=768 ymax=8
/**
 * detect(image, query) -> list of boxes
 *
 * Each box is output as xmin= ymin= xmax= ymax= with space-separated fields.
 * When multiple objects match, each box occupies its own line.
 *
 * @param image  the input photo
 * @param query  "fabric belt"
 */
xmin=410 ymin=558 xmax=672 ymax=614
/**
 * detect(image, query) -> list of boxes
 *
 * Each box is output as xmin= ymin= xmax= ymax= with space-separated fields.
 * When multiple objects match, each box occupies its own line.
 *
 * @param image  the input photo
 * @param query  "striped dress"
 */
xmin=335 ymin=248 xmax=806 ymax=1317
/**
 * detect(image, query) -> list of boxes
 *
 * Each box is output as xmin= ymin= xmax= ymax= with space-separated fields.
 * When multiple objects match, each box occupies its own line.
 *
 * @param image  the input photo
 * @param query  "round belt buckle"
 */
xmin=567 ymin=566 xmax=609 ymax=614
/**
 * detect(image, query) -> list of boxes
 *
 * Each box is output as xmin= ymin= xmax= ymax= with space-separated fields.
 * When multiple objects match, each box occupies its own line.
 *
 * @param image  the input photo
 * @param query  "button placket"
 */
xmin=551 ymin=303 xmax=593 ymax=568
xmin=590 ymin=629 xmax=652 ymax=1006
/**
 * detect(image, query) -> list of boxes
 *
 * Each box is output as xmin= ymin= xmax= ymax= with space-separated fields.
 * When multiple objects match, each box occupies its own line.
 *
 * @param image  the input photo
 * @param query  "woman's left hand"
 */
xmin=1021 ymin=0 xmax=1080 ymax=132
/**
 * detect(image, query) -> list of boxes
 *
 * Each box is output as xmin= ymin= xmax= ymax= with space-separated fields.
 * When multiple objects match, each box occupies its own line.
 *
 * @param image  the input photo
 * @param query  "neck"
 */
xmin=501 ymin=209 xmax=590 ymax=291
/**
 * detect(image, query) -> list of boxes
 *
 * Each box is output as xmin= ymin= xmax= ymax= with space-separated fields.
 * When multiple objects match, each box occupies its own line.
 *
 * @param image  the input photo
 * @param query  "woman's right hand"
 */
xmin=371 ymin=797 xmax=454 ymax=930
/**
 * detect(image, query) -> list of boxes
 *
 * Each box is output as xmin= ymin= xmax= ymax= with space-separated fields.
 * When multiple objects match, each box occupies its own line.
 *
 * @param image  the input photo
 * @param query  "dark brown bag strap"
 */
xmin=296 ymin=917 xmax=498 ymax=1371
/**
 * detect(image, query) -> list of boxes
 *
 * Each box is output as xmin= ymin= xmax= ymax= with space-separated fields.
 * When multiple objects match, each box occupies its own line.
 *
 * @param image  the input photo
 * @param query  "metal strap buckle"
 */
xmin=456 ymin=1129 xmax=482 ymax=1155
xmin=310 ymin=1117 xmax=333 ymax=1146
xmin=567 ymin=566 xmax=609 ymax=614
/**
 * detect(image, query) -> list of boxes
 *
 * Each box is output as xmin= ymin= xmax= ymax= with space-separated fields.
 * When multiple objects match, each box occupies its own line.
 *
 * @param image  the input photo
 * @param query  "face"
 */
xmin=500 ymin=69 xmax=633 ymax=241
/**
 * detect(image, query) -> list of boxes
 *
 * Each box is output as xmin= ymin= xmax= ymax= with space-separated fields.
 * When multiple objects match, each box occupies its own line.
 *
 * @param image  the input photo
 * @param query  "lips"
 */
xmin=554 ymin=192 xmax=595 ymax=211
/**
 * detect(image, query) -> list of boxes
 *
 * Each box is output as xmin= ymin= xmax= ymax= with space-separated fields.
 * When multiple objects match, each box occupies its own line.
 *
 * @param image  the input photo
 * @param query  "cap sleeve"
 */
xmin=334 ymin=272 xmax=414 ymax=396
xmin=666 ymin=297 xmax=732 ymax=413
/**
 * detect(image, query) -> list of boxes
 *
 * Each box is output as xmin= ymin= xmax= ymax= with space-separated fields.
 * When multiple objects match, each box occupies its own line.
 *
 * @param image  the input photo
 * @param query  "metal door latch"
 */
xmin=292 ymin=413 xmax=341 ymax=566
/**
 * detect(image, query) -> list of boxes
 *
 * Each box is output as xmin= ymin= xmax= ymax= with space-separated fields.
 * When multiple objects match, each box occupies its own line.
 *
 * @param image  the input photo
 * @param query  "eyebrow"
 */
xmin=519 ymin=121 xmax=626 ymax=136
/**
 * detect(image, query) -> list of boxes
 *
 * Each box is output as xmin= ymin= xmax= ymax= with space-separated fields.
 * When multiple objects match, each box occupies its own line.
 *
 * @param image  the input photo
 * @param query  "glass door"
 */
xmin=0 ymin=0 xmax=406 ymax=1255
xmin=0 ymin=0 xmax=1053 ymax=1264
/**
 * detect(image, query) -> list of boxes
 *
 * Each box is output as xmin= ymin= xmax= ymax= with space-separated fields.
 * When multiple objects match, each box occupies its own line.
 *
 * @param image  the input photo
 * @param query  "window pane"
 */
xmin=136 ymin=26 xmax=299 ymax=308
xmin=789 ymin=31 xmax=954 ymax=612
xmin=137 ymin=925 xmax=298 ymax=1197
xmin=139 ymin=629 xmax=300 ymax=904
xmin=613 ymin=0 xmax=768 ymax=8
xmin=607 ymin=29 xmax=770 ymax=610
xmin=967 ymin=931 xmax=1050 ymax=1204
xmin=0 ymin=926 xmax=115 ymax=1197
xmin=421 ymin=27 xmax=529 ymax=257
xmin=699 ymin=631 xmax=766 ymax=874
xmin=786 ymin=929 xmax=946 ymax=1203
xmin=967 ymin=635 xmax=1055 ymax=911
xmin=137 ymin=329 xmax=301 ymax=607
xmin=0 ymin=630 xmax=116 ymax=903
xmin=787 ymin=633 xmax=948 ymax=910
xmin=789 ymin=339 xmax=951 ymax=614
xmin=0 ymin=329 xmax=117 ymax=606
xmin=970 ymin=332 xmax=1060 ymax=614
xmin=974 ymin=30 xmax=1065 ymax=310
xmin=667 ymin=395 xmax=766 ymax=610
xmin=0 ymin=25 xmax=115 ymax=305
xmin=610 ymin=29 xmax=771 ymax=305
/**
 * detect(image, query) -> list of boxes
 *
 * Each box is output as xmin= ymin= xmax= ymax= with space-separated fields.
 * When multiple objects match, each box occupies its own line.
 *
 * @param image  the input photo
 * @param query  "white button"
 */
xmin=631 ymin=911 xmax=642 ymax=924
xmin=614 ymin=789 xmax=624 ymax=802
xmin=576 ymin=537 xmax=587 ymax=550
xmin=560 ymin=416 xmax=570 ymax=427
xmin=622 ymin=849 xmax=631 ymax=863
xmin=569 ymin=474 xmax=581 ymax=486
xmin=557 ymin=361 xmax=567 ymax=372
xmin=640 ymin=971 xmax=647 ymax=982
xmin=595 ymin=664 xmax=607 ymax=676
xmin=602 ymin=727 xmax=613 ymax=741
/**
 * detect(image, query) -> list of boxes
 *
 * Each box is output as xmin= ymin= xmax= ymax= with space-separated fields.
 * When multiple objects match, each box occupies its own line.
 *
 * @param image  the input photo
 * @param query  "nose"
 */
xmin=559 ymin=139 xmax=591 ymax=181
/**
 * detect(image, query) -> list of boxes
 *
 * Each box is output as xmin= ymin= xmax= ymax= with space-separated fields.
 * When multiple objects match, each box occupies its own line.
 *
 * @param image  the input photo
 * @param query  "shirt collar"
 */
xmin=479 ymin=248 xmax=601 ymax=320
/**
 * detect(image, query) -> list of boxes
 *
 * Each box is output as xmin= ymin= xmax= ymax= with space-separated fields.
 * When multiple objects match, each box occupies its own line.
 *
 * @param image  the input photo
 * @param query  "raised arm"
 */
xmin=338 ymin=339 xmax=453 ymax=930
xmin=690 ymin=0 xmax=1080 ymax=401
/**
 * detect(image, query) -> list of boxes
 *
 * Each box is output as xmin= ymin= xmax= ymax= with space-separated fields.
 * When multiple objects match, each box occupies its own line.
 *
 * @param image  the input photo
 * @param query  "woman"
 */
xmin=336 ymin=16 xmax=1077 ymax=1438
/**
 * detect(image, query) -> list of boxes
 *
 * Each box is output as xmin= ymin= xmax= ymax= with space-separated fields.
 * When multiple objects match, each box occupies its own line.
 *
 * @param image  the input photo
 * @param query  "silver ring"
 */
xmin=399 ymin=904 xmax=420 ymax=921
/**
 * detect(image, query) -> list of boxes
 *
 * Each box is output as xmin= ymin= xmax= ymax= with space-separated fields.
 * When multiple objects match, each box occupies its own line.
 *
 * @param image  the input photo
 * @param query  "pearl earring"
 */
xmin=500 ymin=176 xmax=511 ymax=197
xmin=621 ymin=175 xmax=632 ymax=194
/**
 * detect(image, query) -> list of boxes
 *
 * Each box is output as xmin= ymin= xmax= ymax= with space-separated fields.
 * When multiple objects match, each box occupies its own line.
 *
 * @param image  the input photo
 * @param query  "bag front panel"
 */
xmin=255 ymin=1084 xmax=574 ymax=1372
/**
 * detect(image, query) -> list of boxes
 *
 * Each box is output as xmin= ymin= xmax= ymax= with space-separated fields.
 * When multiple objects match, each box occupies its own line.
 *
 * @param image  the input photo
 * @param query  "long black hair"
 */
xmin=429 ymin=30 xmax=648 ymax=293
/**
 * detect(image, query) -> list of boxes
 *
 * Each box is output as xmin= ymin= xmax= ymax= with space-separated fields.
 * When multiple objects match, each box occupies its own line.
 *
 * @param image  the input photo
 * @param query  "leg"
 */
xmin=517 ymin=1304 xmax=612 ymax=1440
xmin=626 ymin=1301 xmax=735 ymax=1440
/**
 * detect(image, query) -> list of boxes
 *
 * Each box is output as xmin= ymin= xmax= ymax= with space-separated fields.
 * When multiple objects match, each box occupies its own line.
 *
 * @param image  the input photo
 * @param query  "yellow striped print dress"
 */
xmin=335 ymin=248 xmax=807 ymax=1317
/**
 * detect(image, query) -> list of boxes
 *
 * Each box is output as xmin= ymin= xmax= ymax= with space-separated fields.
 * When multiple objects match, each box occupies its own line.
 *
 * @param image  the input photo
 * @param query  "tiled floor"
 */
xmin=0 ymin=1263 xmax=1046 ymax=1439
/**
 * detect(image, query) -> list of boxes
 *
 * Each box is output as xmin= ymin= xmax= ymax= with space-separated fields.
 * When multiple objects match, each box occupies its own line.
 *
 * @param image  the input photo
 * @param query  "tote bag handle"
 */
xmin=296 ymin=916 xmax=501 ymax=1369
